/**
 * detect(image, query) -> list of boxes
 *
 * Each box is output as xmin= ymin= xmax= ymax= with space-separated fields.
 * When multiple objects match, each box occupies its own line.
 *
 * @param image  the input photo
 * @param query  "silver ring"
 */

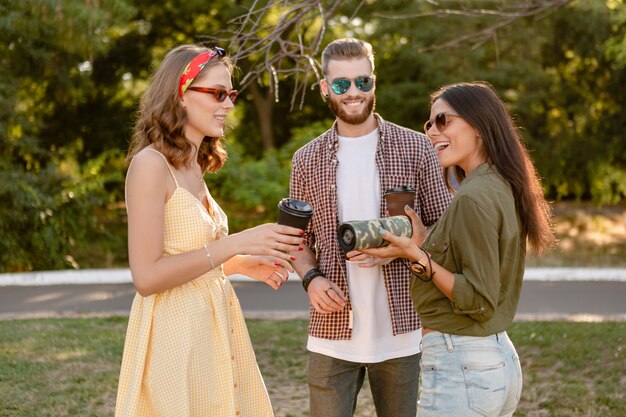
xmin=274 ymin=241 xmax=279 ymax=250
xmin=273 ymin=270 xmax=284 ymax=280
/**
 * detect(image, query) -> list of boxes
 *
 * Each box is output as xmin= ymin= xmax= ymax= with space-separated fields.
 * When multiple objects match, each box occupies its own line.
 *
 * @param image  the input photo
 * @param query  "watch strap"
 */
xmin=301 ymin=268 xmax=323 ymax=292
xmin=409 ymin=260 xmax=427 ymax=275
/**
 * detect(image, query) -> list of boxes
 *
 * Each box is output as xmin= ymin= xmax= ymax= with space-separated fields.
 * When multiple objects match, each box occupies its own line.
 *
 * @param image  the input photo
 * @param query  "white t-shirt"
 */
xmin=307 ymin=128 xmax=422 ymax=363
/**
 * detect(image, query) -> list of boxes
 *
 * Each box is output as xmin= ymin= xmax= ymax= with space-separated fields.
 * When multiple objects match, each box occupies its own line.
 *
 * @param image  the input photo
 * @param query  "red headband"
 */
xmin=178 ymin=48 xmax=224 ymax=97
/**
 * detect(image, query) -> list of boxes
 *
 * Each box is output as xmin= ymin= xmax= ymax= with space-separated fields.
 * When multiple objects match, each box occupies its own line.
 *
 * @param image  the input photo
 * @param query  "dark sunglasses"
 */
xmin=424 ymin=112 xmax=462 ymax=133
xmin=328 ymin=76 xmax=375 ymax=95
xmin=187 ymin=87 xmax=239 ymax=103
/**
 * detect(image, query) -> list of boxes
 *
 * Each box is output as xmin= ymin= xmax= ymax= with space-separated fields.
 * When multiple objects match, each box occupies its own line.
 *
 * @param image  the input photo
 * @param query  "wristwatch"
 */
xmin=409 ymin=259 xmax=427 ymax=275
xmin=301 ymin=268 xmax=324 ymax=292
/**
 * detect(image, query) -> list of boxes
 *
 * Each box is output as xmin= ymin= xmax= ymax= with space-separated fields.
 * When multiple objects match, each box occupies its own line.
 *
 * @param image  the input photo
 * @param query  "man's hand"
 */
xmin=307 ymin=276 xmax=346 ymax=314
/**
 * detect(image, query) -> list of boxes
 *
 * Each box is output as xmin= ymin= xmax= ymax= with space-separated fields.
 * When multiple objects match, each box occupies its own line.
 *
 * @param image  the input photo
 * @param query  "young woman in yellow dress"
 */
xmin=115 ymin=44 xmax=304 ymax=417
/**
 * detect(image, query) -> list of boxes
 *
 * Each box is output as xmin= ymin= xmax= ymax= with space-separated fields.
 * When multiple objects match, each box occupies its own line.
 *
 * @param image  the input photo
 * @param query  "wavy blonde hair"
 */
xmin=127 ymin=44 xmax=232 ymax=172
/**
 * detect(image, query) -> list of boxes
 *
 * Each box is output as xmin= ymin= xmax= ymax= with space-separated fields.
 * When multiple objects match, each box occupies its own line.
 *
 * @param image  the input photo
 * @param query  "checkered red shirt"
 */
xmin=290 ymin=114 xmax=452 ymax=339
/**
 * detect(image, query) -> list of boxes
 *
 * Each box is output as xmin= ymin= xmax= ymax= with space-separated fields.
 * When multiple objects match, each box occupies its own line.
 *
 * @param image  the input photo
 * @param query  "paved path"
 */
xmin=1 ymin=280 xmax=625 ymax=321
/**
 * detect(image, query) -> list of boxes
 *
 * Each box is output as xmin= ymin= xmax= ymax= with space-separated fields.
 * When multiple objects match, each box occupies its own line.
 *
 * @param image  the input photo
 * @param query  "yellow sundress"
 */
xmin=115 ymin=149 xmax=274 ymax=417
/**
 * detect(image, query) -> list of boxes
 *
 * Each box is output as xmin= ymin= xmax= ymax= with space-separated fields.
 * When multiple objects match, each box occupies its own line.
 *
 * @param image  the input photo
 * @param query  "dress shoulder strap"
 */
xmin=143 ymin=148 xmax=178 ymax=187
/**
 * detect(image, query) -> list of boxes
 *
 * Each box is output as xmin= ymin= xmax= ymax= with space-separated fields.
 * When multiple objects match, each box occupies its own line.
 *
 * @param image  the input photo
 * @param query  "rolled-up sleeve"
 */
xmin=449 ymin=195 xmax=500 ymax=322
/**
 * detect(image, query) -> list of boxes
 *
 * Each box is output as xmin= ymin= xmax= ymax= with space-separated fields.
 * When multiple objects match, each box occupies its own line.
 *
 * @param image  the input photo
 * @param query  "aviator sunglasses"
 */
xmin=187 ymin=86 xmax=239 ymax=103
xmin=328 ymin=75 xmax=375 ymax=95
xmin=424 ymin=112 xmax=462 ymax=133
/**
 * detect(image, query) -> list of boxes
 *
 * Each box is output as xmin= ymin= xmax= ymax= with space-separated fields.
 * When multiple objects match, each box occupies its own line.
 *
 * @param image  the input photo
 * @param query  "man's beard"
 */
xmin=328 ymin=93 xmax=376 ymax=125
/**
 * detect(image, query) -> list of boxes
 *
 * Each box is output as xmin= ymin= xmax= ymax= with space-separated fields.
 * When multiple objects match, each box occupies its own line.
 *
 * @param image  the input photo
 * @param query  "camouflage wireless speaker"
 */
xmin=337 ymin=215 xmax=413 ymax=252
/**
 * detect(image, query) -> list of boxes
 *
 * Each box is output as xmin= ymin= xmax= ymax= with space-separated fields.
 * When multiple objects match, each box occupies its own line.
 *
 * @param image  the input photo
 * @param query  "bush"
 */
xmin=0 ymin=148 xmax=125 ymax=272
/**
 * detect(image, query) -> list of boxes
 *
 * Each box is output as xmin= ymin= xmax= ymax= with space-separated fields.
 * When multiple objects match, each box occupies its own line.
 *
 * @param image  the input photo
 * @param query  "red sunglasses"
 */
xmin=424 ymin=112 xmax=462 ymax=133
xmin=187 ymin=86 xmax=239 ymax=103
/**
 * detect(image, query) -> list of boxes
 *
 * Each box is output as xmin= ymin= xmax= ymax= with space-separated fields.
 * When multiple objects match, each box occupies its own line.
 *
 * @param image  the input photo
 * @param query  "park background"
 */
xmin=1 ymin=0 xmax=625 ymax=273
xmin=1 ymin=1 xmax=625 ymax=416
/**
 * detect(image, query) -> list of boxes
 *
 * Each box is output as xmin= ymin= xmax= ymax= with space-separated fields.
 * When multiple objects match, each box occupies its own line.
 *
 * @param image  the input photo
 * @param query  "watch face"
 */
xmin=410 ymin=261 xmax=426 ymax=275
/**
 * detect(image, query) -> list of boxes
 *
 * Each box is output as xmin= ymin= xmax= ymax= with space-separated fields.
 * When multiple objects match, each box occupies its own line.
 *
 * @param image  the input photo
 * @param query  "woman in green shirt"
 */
xmin=362 ymin=81 xmax=555 ymax=416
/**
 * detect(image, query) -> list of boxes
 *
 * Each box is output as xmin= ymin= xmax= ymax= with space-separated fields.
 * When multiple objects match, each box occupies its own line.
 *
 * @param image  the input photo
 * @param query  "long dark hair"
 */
xmin=431 ymin=81 xmax=555 ymax=253
xmin=127 ymin=44 xmax=231 ymax=173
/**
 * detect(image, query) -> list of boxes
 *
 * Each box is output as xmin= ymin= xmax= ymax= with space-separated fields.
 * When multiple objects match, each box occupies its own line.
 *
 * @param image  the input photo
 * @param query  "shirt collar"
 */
xmin=463 ymin=163 xmax=495 ymax=184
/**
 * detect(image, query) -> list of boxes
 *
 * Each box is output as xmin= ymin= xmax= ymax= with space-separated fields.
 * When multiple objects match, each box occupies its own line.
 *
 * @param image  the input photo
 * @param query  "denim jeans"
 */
xmin=307 ymin=351 xmax=421 ymax=417
xmin=417 ymin=331 xmax=523 ymax=417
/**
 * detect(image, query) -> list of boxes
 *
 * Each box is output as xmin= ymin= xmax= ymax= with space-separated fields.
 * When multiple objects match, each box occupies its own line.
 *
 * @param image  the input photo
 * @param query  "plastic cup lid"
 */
xmin=279 ymin=198 xmax=313 ymax=215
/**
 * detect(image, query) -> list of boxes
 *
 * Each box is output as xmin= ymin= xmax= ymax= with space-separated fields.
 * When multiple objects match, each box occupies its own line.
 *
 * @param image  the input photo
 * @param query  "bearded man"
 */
xmin=289 ymin=38 xmax=452 ymax=417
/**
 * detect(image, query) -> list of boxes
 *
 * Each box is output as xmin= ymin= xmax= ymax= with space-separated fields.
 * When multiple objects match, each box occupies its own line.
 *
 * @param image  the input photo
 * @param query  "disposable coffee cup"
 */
xmin=383 ymin=186 xmax=416 ymax=217
xmin=277 ymin=198 xmax=314 ymax=231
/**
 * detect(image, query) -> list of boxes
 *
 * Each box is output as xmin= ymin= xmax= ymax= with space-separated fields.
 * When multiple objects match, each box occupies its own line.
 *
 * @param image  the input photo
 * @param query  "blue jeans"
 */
xmin=308 ymin=351 xmax=421 ymax=417
xmin=417 ymin=331 xmax=523 ymax=417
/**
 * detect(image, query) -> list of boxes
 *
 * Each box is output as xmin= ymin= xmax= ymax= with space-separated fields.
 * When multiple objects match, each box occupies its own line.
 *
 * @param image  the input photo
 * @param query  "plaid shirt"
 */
xmin=290 ymin=114 xmax=452 ymax=339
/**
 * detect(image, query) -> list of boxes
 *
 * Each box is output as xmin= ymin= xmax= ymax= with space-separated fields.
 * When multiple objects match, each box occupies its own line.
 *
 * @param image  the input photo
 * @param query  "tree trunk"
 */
xmin=250 ymin=83 xmax=274 ymax=150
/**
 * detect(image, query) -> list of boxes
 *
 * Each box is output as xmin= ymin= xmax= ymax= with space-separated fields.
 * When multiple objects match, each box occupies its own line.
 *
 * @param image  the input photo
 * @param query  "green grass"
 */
xmin=0 ymin=317 xmax=127 ymax=416
xmin=0 ymin=318 xmax=624 ymax=417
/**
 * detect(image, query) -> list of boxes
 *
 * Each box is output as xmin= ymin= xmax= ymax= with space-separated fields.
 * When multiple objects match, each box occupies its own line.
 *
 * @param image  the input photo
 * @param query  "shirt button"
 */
xmin=234 ymin=383 xmax=238 ymax=388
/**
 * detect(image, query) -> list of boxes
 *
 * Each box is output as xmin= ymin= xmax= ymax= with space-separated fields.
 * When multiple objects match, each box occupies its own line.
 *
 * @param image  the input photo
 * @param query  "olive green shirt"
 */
xmin=411 ymin=163 xmax=526 ymax=336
